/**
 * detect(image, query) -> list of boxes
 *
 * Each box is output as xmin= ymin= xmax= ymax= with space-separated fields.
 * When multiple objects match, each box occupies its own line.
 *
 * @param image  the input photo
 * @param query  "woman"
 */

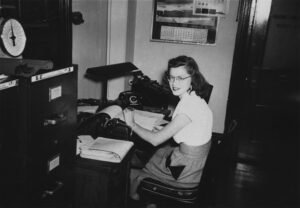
xmin=123 ymin=55 xmax=213 ymax=200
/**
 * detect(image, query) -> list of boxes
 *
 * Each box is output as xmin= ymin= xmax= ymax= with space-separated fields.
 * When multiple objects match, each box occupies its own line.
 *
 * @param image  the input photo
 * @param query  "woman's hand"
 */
xmin=152 ymin=125 xmax=163 ymax=132
xmin=123 ymin=107 xmax=135 ymax=128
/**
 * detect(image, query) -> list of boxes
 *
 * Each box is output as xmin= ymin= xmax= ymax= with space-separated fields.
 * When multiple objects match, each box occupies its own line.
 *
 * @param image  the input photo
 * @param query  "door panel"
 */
xmin=226 ymin=0 xmax=299 ymax=161
xmin=249 ymin=67 xmax=297 ymax=143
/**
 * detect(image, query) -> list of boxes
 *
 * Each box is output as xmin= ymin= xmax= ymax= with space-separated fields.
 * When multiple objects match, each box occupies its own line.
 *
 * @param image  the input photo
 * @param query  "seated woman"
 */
xmin=123 ymin=55 xmax=213 ymax=201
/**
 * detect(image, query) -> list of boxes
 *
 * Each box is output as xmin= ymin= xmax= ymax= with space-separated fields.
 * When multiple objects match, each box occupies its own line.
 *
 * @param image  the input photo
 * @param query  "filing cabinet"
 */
xmin=0 ymin=66 xmax=77 ymax=207
xmin=0 ymin=77 xmax=20 ymax=205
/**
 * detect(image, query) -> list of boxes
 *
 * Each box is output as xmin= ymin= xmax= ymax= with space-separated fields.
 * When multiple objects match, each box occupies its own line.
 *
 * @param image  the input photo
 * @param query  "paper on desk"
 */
xmin=77 ymin=135 xmax=95 ymax=155
xmin=79 ymin=136 xmax=133 ymax=163
xmin=134 ymin=110 xmax=166 ymax=130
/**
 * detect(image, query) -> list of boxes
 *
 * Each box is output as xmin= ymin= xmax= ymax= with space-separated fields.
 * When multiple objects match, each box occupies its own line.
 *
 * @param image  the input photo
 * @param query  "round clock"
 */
xmin=0 ymin=18 xmax=27 ymax=57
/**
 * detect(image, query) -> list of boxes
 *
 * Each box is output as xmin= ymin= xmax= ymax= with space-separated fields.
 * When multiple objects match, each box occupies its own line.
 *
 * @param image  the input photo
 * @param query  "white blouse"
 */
xmin=172 ymin=91 xmax=213 ymax=146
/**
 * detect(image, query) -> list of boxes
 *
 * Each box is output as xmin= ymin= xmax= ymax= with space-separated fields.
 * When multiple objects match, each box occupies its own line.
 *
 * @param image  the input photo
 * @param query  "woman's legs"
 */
xmin=129 ymin=145 xmax=174 ymax=200
xmin=130 ymin=168 xmax=148 ymax=200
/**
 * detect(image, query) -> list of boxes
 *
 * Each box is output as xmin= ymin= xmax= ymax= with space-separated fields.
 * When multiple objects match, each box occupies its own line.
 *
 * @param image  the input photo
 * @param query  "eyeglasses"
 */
xmin=167 ymin=75 xmax=191 ymax=82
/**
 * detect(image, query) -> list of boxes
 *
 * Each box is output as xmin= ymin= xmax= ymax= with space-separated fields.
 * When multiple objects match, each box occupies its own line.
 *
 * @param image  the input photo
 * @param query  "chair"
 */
xmin=201 ymin=83 xmax=213 ymax=104
xmin=138 ymin=178 xmax=200 ymax=207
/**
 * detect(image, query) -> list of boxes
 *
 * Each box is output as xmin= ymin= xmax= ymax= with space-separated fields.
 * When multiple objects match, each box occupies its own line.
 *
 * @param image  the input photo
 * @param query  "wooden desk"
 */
xmin=74 ymin=148 xmax=133 ymax=208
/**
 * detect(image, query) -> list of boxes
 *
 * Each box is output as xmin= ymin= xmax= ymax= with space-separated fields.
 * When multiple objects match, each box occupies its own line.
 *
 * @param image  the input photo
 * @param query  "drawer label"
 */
xmin=48 ymin=154 xmax=60 ymax=172
xmin=31 ymin=66 xmax=74 ymax=82
xmin=0 ymin=80 xmax=18 ymax=91
xmin=49 ymin=86 xmax=62 ymax=101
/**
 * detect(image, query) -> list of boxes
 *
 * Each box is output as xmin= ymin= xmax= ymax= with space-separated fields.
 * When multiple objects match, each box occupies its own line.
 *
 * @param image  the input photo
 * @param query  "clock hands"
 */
xmin=9 ymin=20 xmax=16 ymax=46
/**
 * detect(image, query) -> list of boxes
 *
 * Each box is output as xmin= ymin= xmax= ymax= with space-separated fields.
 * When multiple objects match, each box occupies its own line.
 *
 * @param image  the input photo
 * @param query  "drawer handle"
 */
xmin=44 ymin=113 xmax=67 ymax=126
xmin=42 ymin=181 xmax=63 ymax=197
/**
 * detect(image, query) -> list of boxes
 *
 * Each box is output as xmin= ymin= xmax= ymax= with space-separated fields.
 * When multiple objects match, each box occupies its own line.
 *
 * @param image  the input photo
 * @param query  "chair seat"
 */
xmin=138 ymin=177 xmax=199 ymax=205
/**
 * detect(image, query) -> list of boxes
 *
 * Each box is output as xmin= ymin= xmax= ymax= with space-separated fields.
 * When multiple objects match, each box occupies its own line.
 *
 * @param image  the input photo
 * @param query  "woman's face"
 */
xmin=168 ymin=65 xmax=192 ymax=98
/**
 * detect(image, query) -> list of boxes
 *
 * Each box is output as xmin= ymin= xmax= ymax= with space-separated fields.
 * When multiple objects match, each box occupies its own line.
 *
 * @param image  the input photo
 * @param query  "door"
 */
xmin=226 ymin=0 xmax=299 ymax=162
xmin=226 ymin=1 xmax=299 ymax=204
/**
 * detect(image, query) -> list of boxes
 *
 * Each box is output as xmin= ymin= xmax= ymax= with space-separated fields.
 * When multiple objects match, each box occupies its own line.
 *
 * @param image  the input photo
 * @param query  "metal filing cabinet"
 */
xmin=0 ymin=66 xmax=77 ymax=207
xmin=0 ymin=77 xmax=20 ymax=206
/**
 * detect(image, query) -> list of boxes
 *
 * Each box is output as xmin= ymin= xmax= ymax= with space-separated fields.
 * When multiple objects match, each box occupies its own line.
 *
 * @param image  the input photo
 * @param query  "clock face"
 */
xmin=0 ymin=18 xmax=27 ymax=57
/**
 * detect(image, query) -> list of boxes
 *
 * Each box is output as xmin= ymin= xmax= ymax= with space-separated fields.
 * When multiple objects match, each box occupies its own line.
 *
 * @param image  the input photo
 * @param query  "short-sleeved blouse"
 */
xmin=172 ymin=91 xmax=213 ymax=146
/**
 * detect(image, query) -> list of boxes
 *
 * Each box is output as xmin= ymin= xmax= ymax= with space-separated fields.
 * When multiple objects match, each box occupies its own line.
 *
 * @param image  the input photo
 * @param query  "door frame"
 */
xmin=224 ymin=0 xmax=272 ymax=160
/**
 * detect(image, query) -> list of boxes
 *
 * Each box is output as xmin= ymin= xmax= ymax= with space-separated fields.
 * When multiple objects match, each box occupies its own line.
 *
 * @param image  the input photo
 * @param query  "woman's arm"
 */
xmin=128 ymin=111 xmax=191 ymax=146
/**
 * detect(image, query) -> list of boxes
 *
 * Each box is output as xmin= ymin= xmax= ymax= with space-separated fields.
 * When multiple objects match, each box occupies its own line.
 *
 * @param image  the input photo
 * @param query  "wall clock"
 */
xmin=0 ymin=18 xmax=27 ymax=57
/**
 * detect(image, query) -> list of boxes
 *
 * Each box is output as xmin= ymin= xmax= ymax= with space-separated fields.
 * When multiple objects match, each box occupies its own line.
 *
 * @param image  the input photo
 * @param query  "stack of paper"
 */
xmin=78 ymin=135 xmax=134 ymax=163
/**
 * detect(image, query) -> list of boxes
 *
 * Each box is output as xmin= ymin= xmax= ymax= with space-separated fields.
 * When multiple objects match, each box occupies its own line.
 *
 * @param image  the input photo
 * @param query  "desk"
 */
xmin=74 ymin=148 xmax=133 ymax=208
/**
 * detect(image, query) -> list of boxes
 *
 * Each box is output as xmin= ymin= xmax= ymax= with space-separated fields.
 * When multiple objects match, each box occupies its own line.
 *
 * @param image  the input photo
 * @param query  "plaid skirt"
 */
xmin=142 ymin=140 xmax=211 ymax=188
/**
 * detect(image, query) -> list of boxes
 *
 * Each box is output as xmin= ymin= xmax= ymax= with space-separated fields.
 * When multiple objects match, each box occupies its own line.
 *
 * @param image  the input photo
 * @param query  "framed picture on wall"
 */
xmin=151 ymin=0 xmax=219 ymax=45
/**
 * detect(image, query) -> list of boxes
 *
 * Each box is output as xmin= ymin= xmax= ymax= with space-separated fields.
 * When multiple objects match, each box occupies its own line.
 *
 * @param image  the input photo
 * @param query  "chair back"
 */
xmin=202 ymin=83 xmax=213 ymax=104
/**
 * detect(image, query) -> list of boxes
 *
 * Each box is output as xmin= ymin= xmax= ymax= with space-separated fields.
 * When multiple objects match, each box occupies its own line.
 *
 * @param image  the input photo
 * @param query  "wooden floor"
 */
xmin=214 ymin=162 xmax=298 ymax=208
xmin=129 ymin=129 xmax=299 ymax=208
xmin=213 ymin=138 xmax=299 ymax=208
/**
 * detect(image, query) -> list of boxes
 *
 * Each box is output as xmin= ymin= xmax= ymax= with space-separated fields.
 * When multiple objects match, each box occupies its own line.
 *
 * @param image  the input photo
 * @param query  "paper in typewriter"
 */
xmin=99 ymin=105 xmax=123 ymax=118
xmin=79 ymin=135 xmax=133 ymax=163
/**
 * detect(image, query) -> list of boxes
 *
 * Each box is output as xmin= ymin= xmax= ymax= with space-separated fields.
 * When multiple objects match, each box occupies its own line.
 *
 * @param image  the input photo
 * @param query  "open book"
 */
xmin=78 ymin=135 xmax=134 ymax=163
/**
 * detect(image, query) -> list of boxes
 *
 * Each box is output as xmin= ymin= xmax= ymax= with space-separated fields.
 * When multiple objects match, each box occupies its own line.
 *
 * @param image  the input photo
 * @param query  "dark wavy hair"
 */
xmin=166 ymin=55 xmax=210 ymax=99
